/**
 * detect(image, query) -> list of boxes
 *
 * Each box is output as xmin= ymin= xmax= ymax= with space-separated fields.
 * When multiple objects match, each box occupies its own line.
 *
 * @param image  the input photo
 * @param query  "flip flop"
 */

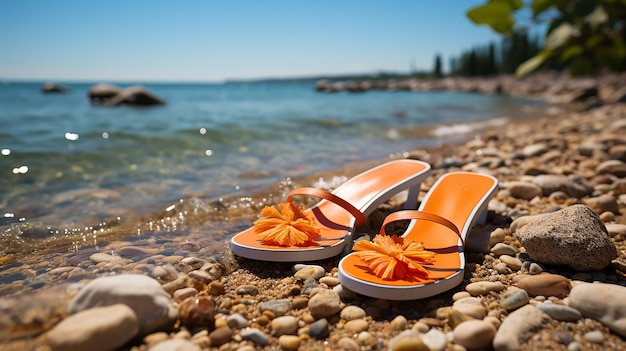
xmin=230 ymin=159 xmax=431 ymax=262
xmin=338 ymin=171 xmax=498 ymax=300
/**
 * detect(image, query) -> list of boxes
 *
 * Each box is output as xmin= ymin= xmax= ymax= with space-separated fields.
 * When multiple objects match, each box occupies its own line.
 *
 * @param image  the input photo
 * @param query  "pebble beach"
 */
xmin=2 ymin=73 xmax=626 ymax=351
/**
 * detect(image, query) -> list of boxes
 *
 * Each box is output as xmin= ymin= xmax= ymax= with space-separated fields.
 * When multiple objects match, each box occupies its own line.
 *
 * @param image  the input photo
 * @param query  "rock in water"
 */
xmin=67 ymin=274 xmax=176 ymax=336
xmin=88 ymin=83 xmax=122 ymax=103
xmin=514 ymin=205 xmax=617 ymax=271
xmin=106 ymin=86 xmax=166 ymax=106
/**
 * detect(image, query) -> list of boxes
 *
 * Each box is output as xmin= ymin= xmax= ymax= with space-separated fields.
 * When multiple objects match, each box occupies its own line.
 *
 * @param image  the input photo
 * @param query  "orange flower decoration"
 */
xmin=353 ymin=234 xmax=435 ymax=280
xmin=253 ymin=202 xmax=321 ymax=246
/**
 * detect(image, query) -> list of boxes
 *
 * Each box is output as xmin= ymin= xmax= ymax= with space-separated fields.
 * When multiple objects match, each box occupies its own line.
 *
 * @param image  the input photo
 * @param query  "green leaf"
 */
xmin=467 ymin=2 xmax=517 ymax=33
xmin=545 ymin=23 xmax=576 ymax=50
xmin=560 ymin=45 xmax=584 ymax=62
xmin=515 ymin=51 xmax=551 ymax=77
xmin=531 ymin=0 xmax=556 ymax=16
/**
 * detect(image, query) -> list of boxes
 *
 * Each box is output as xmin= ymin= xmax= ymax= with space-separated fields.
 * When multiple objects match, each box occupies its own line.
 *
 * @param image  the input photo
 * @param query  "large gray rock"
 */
xmin=514 ymin=205 xmax=617 ymax=271
xmin=68 ymin=274 xmax=176 ymax=336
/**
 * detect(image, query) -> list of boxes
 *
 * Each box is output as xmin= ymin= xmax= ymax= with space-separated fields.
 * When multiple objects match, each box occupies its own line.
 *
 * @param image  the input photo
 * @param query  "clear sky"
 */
xmin=0 ymin=0 xmax=509 ymax=82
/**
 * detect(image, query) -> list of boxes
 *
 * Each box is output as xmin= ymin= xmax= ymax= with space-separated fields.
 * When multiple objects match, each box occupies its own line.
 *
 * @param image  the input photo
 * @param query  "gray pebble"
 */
xmin=500 ymin=289 xmax=529 ymax=311
xmin=226 ymin=313 xmax=248 ymax=329
xmin=536 ymin=303 xmax=582 ymax=322
xmin=308 ymin=318 xmax=329 ymax=339
xmin=584 ymin=330 xmax=605 ymax=344
xmin=241 ymin=328 xmax=269 ymax=346
xmin=258 ymin=299 xmax=292 ymax=317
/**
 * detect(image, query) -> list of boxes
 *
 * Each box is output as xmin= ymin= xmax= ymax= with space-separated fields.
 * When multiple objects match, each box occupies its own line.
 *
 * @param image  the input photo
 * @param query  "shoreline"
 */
xmin=2 ymin=74 xmax=626 ymax=350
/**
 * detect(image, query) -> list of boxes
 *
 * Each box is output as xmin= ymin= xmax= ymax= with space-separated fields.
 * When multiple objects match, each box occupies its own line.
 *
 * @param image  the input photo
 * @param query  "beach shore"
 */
xmin=2 ymin=73 xmax=626 ymax=351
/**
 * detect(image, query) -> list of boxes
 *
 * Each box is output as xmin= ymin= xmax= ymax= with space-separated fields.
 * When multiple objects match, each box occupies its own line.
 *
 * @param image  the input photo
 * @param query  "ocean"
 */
xmin=0 ymin=81 xmax=541 ymax=260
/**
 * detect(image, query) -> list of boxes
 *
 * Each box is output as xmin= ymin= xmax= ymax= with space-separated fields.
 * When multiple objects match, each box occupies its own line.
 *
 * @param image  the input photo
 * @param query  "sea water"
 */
xmin=0 ymin=81 xmax=541 ymax=258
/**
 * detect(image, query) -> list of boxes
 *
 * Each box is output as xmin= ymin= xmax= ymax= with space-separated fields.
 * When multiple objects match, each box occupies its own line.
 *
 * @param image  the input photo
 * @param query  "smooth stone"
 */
xmin=68 ymin=274 xmax=175 ymax=336
xmin=308 ymin=318 xmax=329 ymax=339
xmin=522 ymin=143 xmax=548 ymax=157
xmin=340 ymin=305 xmax=367 ymax=321
xmin=319 ymin=276 xmax=339 ymax=287
xmin=390 ymin=315 xmax=408 ymax=330
xmin=258 ymin=299 xmax=293 ymax=316
xmin=89 ymin=252 xmax=121 ymax=264
xmin=149 ymin=339 xmax=200 ymax=351
xmin=271 ymin=316 xmax=298 ymax=336
xmin=161 ymin=276 xmax=188 ymax=295
xmin=514 ymin=205 xmax=617 ymax=271
xmin=532 ymin=174 xmax=593 ymax=198
xmin=490 ymin=228 xmax=507 ymax=247
xmin=568 ymin=282 xmax=626 ymax=337
xmin=453 ymin=320 xmax=496 ymax=350
xmin=453 ymin=297 xmax=487 ymax=319
xmin=226 ymin=313 xmax=248 ymax=329
xmin=596 ymin=160 xmax=626 ymax=177
xmin=388 ymin=330 xmax=429 ymax=351
xmin=308 ymin=289 xmax=341 ymax=319
xmin=236 ymin=284 xmax=259 ymax=296
xmin=507 ymin=181 xmax=543 ymax=200
xmin=584 ymin=330 xmax=605 ymax=344
xmin=344 ymin=319 xmax=369 ymax=333
xmin=178 ymin=296 xmax=215 ymax=329
xmin=118 ymin=246 xmax=158 ymax=257
xmin=337 ymin=337 xmax=360 ymax=351
xmin=421 ymin=328 xmax=448 ymax=351
xmin=46 ymin=304 xmax=138 ymax=351
xmin=536 ymin=303 xmax=582 ymax=322
xmin=517 ymin=274 xmax=571 ymax=298
xmin=240 ymin=328 xmax=270 ymax=346
xmin=278 ymin=335 xmax=301 ymax=350
xmin=606 ymin=223 xmax=626 ymax=235
xmin=491 ymin=243 xmax=518 ymax=257
xmin=500 ymin=255 xmax=523 ymax=271
xmin=500 ymin=289 xmax=530 ymax=311
xmin=493 ymin=305 xmax=550 ymax=351
xmin=294 ymin=264 xmax=326 ymax=280
xmin=583 ymin=194 xmax=620 ymax=214
xmin=465 ymin=281 xmax=506 ymax=296
xmin=208 ymin=326 xmax=233 ymax=347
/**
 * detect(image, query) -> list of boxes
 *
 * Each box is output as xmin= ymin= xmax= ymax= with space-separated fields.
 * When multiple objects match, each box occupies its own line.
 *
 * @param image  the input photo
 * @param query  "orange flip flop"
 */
xmin=338 ymin=172 xmax=498 ymax=300
xmin=230 ymin=159 xmax=431 ymax=262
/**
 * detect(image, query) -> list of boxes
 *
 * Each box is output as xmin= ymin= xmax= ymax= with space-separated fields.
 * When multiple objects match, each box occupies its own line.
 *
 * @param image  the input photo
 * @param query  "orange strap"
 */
xmin=287 ymin=187 xmax=367 ymax=226
xmin=381 ymin=210 xmax=464 ymax=247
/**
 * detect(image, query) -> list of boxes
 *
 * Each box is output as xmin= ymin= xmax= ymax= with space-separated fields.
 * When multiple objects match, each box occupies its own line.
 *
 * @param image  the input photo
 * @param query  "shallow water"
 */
xmin=0 ymin=81 xmax=543 ymax=262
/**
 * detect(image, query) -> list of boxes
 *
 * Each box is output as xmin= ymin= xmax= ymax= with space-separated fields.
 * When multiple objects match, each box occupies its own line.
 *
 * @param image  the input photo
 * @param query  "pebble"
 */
xmin=337 ymin=336 xmax=360 ymax=351
xmin=173 ymin=287 xmax=198 ymax=302
xmin=493 ymin=305 xmax=550 ymax=351
xmin=390 ymin=315 xmax=408 ymax=330
xmin=507 ymin=181 xmax=543 ymax=200
xmin=89 ymin=252 xmax=121 ymax=264
xmin=517 ymin=273 xmax=571 ymax=298
xmin=258 ymin=299 xmax=293 ymax=316
xmin=236 ymin=285 xmax=259 ymax=296
xmin=421 ymin=328 xmax=448 ymax=351
xmin=584 ymin=194 xmax=620 ymax=214
xmin=344 ymin=319 xmax=369 ymax=333
xmin=149 ymin=339 xmax=200 ymax=351
xmin=67 ymin=274 xmax=175 ymax=336
xmin=500 ymin=255 xmax=523 ymax=271
xmin=536 ymin=303 xmax=582 ymax=322
xmin=491 ymin=243 xmax=518 ymax=257
xmin=489 ymin=228 xmax=506 ymax=247
xmin=308 ymin=289 xmax=341 ymax=319
xmin=340 ymin=305 xmax=366 ymax=320
xmin=308 ymin=318 xmax=329 ymax=339
xmin=453 ymin=297 xmax=487 ymax=319
xmin=278 ymin=335 xmax=301 ymax=350
xmin=453 ymin=320 xmax=496 ymax=350
xmin=319 ymin=276 xmax=339 ymax=286
xmin=271 ymin=316 xmax=298 ymax=336
xmin=388 ymin=330 xmax=429 ymax=351
xmin=226 ymin=313 xmax=248 ymax=329
xmin=118 ymin=245 xmax=157 ymax=257
xmin=568 ymin=282 xmax=626 ymax=337
xmin=584 ymin=330 xmax=605 ymax=344
xmin=465 ymin=281 xmax=506 ymax=296
xmin=46 ymin=304 xmax=138 ymax=351
xmin=208 ymin=326 xmax=233 ymax=347
xmin=500 ymin=289 xmax=529 ymax=311
xmin=240 ymin=328 xmax=270 ymax=346
xmin=294 ymin=264 xmax=326 ymax=280
xmin=178 ymin=296 xmax=215 ymax=329
xmin=514 ymin=205 xmax=618 ymax=271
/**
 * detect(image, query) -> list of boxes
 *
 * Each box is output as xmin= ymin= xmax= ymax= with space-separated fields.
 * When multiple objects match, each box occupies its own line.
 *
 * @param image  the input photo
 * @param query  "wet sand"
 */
xmin=2 ymin=73 xmax=626 ymax=350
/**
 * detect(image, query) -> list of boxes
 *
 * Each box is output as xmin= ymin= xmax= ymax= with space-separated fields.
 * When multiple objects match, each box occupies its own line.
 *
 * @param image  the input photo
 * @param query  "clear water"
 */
xmin=0 ymin=81 xmax=541 ymax=256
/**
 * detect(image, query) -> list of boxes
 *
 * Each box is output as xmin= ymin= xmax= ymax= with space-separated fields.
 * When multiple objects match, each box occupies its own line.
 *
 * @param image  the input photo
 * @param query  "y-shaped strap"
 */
xmin=287 ymin=187 xmax=367 ymax=226
xmin=381 ymin=210 xmax=464 ymax=247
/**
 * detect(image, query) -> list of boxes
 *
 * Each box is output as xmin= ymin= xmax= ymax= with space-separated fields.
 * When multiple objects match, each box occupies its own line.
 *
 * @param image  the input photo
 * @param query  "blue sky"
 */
xmin=1 ymin=1 xmax=512 ymax=82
